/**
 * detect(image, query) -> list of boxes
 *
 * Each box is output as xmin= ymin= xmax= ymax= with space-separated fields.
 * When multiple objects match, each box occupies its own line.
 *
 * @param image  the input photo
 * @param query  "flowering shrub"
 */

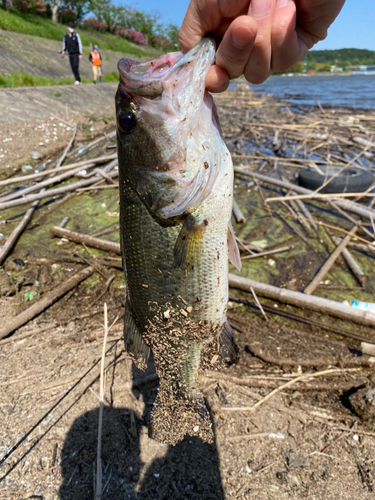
xmin=12 ymin=0 xmax=48 ymax=14
xmin=58 ymin=7 xmax=77 ymax=24
xmin=82 ymin=17 xmax=108 ymax=33
xmin=113 ymin=27 xmax=148 ymax=46
xmin=152 ymin=36 xmax=171 ymax=49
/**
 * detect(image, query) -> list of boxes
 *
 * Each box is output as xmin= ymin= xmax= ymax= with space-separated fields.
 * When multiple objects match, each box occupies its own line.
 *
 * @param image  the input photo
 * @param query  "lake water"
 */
xmin=230 ymin=75 xmax=375 ymax=109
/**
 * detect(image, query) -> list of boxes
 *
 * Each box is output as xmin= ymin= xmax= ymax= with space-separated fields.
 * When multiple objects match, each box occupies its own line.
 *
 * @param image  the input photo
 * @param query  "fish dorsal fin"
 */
xmin=124 ymin=299 xmax=150 ymax=368
xmin=173 ymin=215 xmax=206 ymax=269
xmin=227 ymin=222 xmax=242 ymax=271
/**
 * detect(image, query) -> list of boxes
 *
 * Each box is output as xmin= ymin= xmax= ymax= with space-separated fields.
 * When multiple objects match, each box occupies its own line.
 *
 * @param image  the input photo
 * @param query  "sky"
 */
xmin=129 ymin=0 xmax=375 ymax=51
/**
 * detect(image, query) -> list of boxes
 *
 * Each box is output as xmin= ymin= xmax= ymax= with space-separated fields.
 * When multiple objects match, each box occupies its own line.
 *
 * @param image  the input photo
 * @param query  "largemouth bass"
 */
xmin=116 ymin=38 xmax=241 ymax=446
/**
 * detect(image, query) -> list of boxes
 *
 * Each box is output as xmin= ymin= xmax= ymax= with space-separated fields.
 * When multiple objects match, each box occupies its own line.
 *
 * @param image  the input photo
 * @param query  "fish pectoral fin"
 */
xmin=124 ymin=299 xmax=150 ymax=368
xmin=227 ymin=222 xmax=242 ymax=271
xmin=173 ymin=216 xmax=206 ymax=269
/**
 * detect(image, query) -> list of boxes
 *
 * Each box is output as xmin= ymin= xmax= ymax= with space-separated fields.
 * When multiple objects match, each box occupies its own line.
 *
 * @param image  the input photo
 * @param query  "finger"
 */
xmin=243 ymin=0 xmax=277 ymax=84
xmin=178 ymin=0 xmax=250 ymax=53
xmin=270 ymin=0 xmax=306 ymax=72
xmin=215 ymin=16 xmax=258 ymax=79
xmin=205 ymin=65 xmax=230 ymax=93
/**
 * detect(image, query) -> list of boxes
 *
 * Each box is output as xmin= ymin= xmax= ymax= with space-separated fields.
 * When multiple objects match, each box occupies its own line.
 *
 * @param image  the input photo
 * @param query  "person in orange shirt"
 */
xmin=89 ymin=45 xmax=102 ymax=84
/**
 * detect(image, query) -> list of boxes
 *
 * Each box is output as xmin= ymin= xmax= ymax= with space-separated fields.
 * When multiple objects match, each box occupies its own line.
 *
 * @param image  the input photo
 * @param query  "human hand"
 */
xmin=179 ymin=0 xmax=346 ymax=92
xmin=79 ymin=54 xmax=83 ymax=60
xmin=61 ymin=51 xmax=65 ymax=57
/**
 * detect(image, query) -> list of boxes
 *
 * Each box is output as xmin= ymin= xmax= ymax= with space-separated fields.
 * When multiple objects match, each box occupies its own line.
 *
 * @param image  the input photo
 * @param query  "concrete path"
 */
xmin=0 ymin=82 xmax=118 ymax=124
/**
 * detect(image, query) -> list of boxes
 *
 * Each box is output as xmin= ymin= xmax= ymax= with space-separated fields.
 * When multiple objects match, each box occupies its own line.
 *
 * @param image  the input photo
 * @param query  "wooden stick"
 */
xmin=221 ymin=368 xmax=359 ymax=411
xmin=304 ymin=224 xmax=358 ymax=295
xmin=331 ymin=235 xmax=367 ymax=287
xmin=228 ymin=273 xmax=375 ymax=327
xmin=232 ymin=199 xmax=245 ymax=223
xmin=0 ymin=169 xmax=118 ymax=211
xmin=0 ymin=154 xmax=117 ymax=187
xmin=0 ymin=198 xmax=40 ymax=266
xmin=228 ymin=293 xmax=375 ymax=344
xmin=0 ymin=266 xmax=95 ymax=340
xmin=0 ymin=165 xmax=92 ymax=203
xmin=55 ymin=124 xmax=77 ymax=170
xmin=234 ymin=169 xmax=375 ymax=222
xmin=250 ymin=287 xmax=268 ymax=321
xmin=266 ymin=191 xmax=375 ymax=203
xmin=50 ymin=227 xmax=121 ymax=255
xmin=241 ymin=245 xmax=291 ymax=260
xmin=95 ymin=304 xmax=108 ymax=500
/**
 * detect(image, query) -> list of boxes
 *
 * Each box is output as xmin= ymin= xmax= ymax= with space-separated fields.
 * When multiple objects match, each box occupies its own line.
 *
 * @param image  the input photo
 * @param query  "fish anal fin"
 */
xmin=124 ymin=299 xmax=150 ymax=369
xmin=227 ymin=223 xmax=242 ymax=271
xmin=173 ymin=216 xmax=206 ymax=269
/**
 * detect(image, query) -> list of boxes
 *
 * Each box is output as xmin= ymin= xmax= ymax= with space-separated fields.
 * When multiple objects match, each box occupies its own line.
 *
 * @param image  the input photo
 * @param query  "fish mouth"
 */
xmin=117 ymin=38 xmax=215 ymax=99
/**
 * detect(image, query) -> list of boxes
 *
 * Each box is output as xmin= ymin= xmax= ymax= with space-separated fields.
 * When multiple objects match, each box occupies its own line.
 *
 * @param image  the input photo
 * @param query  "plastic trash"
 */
xmin=21 ymin=165 xmax=33 ymax=173
xmin=342 ymin=300 xmax=375 ymax=313
xmin=78 ymin=145 xmax=88 ymax=154
xmin=30 ymin=151 xmax=41 ymax=160
xmin=35 ymin=163 xmax=46 ymax=174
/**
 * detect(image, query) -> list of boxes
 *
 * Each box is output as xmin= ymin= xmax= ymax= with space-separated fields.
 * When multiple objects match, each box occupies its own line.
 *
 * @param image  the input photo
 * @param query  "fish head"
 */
xmin=116 ymin=38 xmax=222 ymax=219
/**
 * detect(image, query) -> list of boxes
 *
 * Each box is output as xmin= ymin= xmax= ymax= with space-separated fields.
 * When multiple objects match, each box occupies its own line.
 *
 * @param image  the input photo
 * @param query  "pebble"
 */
xmin=30 ymin=151 xmax=41 ymax=160
xmin=21 ymin=165 xmax=33 ymax=172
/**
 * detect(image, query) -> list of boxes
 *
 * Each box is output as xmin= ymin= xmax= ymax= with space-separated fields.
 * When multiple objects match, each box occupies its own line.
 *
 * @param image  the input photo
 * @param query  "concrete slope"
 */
xmin=0 ymin=29 xmax=143 ymax=79
xmin=0 ymin=82 xmax=118 ymax=124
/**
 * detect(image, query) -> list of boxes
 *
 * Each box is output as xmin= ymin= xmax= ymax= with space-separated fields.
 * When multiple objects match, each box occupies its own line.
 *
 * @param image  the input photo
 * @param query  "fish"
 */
xmin=116 ymin=38 xmax=241 ymax=446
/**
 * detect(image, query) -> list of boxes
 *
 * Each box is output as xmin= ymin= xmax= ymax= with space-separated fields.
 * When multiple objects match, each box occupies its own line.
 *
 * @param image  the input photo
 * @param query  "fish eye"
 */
xmin=118 ymin=112 xmax=136 ymax=134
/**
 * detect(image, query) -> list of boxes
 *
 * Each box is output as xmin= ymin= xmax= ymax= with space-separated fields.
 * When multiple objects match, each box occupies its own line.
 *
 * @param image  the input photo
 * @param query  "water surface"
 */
xmin=230 ymin=75 xmax=375 ymax=109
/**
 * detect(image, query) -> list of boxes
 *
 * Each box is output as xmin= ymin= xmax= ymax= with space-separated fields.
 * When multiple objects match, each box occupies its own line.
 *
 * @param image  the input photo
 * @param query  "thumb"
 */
xmin=179 ymin=1 xmax=222 ymax=52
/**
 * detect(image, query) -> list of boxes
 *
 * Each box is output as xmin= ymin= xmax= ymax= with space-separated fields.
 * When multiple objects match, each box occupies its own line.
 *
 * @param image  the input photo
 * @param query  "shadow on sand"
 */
xmin=58 ymin=359 xmax=224 ymax=499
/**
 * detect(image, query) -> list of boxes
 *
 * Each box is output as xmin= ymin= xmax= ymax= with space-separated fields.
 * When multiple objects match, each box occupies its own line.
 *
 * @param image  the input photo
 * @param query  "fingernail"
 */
xmin=276 ymin=0 xmax=291 ymax=7
xmin=250 ymin=0 xmax=271 ymax=18
xmin=231 ymin=26 xmax=254 ymax=49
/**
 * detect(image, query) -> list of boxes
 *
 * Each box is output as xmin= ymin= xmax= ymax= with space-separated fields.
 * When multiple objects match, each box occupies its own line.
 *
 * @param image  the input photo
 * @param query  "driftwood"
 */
xmin=228 ymin=273 xmax=375 ymax=327
xmin=55 ymin=124 xmax=77 ymax=170
xmin=0 ymin=266 xmax=95 ymax=340
xmin=50 ymin=227 xmax=121 ymax=255
xmin=241 ymin=245 xmax=291 ymax=260
xmin=234 ymin=169 xmax=375 ymax=222
xmin=228 ymin=294 xmax=375 ymax=344
xmin=0 ymin=164 xmax=94 ymax=203
xmin=232 ymin=199 xmax=245 ymax=223
xmin=304 ymin=224 xmax=359 ymax=295
xmin=331 ymin=235 xmax=367 ymax=286
xmin=0 ymin=167 xmax=118 ymax=211
xmin=0 ymin=199 xmax=40 ymax=266
xmin=0 ymin=154 xmax=117 ymax=188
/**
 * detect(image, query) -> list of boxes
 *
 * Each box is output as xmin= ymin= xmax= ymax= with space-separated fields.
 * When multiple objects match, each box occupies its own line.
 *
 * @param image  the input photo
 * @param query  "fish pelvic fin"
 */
xmin=148 ymin=390 xmax=213 ymax=446
xmin=173 ymin=215 xmax=206 ymax=270
xmin=227 ymin=222 xmax=242 ymax=271
xmin=124 ymin=299 xmax=150 ymax=369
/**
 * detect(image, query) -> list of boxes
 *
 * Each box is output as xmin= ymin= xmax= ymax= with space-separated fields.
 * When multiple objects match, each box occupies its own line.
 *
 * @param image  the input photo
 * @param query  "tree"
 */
xmin=288 ymin=61 xmax=304 ymax=73
xmin=65 ymin=0 xmax=90 ymax=22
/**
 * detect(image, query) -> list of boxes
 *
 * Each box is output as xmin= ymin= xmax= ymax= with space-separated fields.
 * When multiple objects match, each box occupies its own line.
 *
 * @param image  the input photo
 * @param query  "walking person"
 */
xmin=89 ymin=45 xmax=102 ymax=84
xmin=62 ymin=22 xmax=83 ymax=85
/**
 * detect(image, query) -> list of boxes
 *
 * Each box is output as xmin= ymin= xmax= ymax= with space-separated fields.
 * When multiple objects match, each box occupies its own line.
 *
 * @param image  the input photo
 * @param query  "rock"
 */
xmin=349 ymin=387 xmax=375 ymax=423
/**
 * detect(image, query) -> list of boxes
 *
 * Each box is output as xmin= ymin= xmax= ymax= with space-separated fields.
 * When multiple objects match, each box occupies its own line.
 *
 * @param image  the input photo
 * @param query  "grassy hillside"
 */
xmin=305 ymin=48 xmax=375 ymax=66
xmin=0 ymin=9 xmax=160 ymax=58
